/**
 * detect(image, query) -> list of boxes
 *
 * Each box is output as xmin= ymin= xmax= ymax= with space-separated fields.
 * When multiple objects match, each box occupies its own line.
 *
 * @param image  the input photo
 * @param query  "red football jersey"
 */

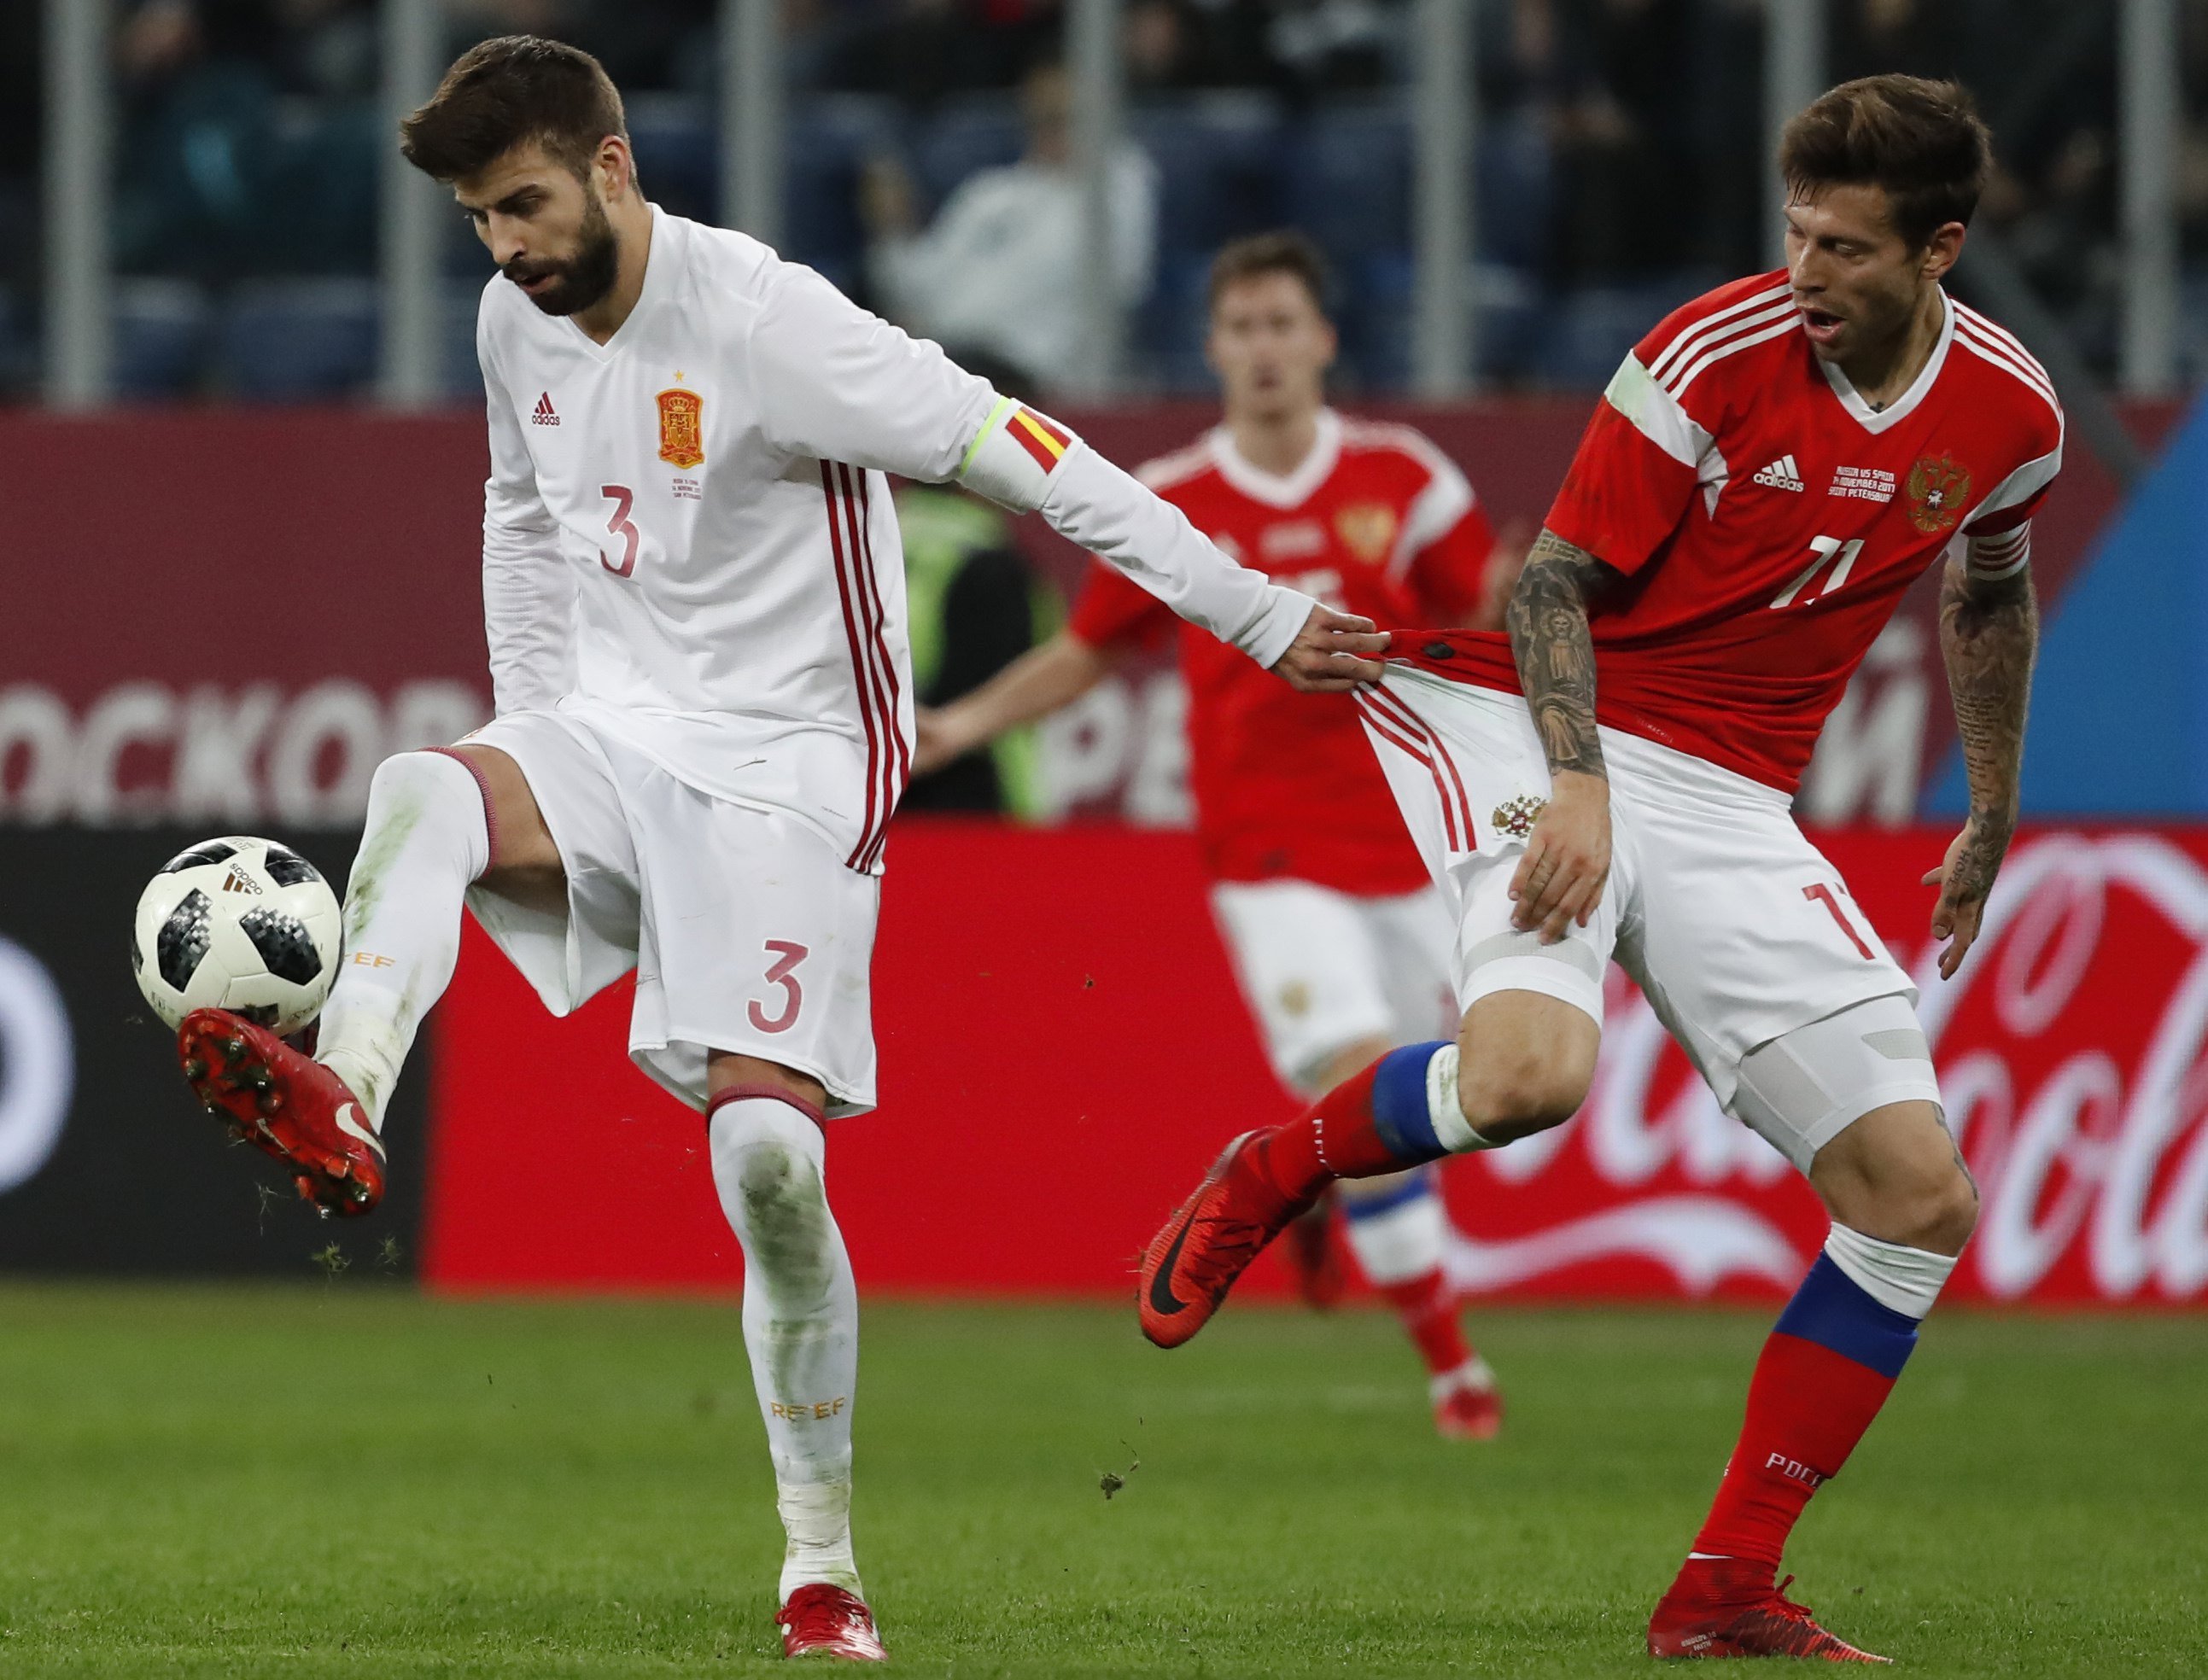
xmin=1069 ymin=410 xmax=1496 ymax=892
xmin=1400 ymin=271 xmax=2065 ymax=792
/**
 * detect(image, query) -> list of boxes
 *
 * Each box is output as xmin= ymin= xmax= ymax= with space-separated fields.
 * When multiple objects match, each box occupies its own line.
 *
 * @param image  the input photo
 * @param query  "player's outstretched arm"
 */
xmin=913 ymin=633 xmax=1113 ymax=775
xmin=1924 ymin=540 xmax=2039 ymax=977
xmin=745 ymin=263 xmax=1360 ymax=680
xmin=963 ymin=411 xmax=1382 ymax=684
xmin=1505 ymin=528 xmax=1621 ymax=942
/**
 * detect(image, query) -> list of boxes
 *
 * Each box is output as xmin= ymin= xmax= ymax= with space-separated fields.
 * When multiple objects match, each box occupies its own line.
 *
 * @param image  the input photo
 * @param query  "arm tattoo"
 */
xmin=1939 ymin=551 xmax=2038 ymax=904
xmin=1506 ymin=528 xmax=1615 ymax=779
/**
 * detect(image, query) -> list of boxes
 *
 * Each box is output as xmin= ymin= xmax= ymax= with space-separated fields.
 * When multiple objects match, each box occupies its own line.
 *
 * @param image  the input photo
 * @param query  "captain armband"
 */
xmin=955 ymin=396 xmax=1080 ymax=513
xmin=1964 ymin=520 xmax=2031 ymax=582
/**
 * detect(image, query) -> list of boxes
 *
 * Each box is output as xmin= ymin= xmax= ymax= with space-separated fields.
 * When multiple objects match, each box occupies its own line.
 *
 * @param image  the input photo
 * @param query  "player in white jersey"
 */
xmin=172 ymin=35 xmax=1385 ymax=1663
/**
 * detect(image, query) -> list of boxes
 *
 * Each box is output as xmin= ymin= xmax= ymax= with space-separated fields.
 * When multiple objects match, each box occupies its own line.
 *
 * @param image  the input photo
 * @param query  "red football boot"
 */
xmin=1281 ymin=1189 xmax=1346 ymax=1310
xmin=177 ymin=1008 xmax=385 ymax=1218
xmin=1648 ymin=1559 xmax=1890 ymax=1662
xmin=1138 ymin=1131 xmax=1311 ymax=1348
xmin=775 ymin=1584 xmax=886 ymax=1661
xmin=1431 ymin=1364 xmax=1504 ymax=1441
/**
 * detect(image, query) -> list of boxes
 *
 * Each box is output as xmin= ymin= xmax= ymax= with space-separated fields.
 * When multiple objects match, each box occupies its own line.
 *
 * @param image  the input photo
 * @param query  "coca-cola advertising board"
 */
xmin=423 ymin=820 xmax=2208 ymax=1308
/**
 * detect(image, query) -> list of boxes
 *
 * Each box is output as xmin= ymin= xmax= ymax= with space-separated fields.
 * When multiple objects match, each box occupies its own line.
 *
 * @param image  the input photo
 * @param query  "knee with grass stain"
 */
xmin=733 ymin=1140 xmax=837 ymax=1310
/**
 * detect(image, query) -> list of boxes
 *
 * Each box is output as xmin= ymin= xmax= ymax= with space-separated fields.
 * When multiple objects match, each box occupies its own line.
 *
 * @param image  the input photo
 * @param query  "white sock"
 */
xmin=1824 ymin=1222 xmax=1957 ymax=1318
xmin=1337 ymin=1170 xmax=1449 ymax=1286
xmin=314 ymin=751 xmax=488 ymax=1127
xmin=1428 ymin=1354 xmax=1498 ymax=1402
xmin=709 ymin=1097 xmax=862 ymax=1604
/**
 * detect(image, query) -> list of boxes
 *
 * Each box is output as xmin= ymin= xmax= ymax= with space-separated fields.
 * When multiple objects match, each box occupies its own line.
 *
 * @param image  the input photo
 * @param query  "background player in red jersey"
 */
xmin=1138 ymin=78 xmax=2057 ymax=1660
xmin=916 ymin=232 xmax=1516 ymax=1438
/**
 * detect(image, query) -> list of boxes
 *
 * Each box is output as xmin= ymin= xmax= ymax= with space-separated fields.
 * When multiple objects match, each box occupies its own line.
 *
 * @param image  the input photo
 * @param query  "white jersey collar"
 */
xmin=1209 ymin=407 xmax=1343 ymax=509
xmin=1818 ymin=288 xmax=1953 ymax=435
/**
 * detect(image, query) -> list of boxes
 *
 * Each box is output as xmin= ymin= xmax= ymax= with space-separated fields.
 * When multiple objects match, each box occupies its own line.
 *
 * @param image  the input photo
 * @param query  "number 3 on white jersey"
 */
xmin=1771 ymin=536 xmax=1864 ymax=609
xmin=599 ymin=484 xmax=640 ymax=578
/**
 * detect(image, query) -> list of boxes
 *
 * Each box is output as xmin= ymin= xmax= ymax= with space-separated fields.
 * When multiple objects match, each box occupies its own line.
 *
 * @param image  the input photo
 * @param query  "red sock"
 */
xmin=1691 ymin=1332 xmax=1900 ymax=1569
xmin=1376 ymin=1267 xmax=1472 ymax=1377
xmin=1257 ymin=1053 xmax=1441 ymax=1201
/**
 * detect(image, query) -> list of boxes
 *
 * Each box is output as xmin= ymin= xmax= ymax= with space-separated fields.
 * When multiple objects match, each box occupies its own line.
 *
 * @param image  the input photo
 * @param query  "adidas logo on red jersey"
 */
xmin=532 ymin=392 xmax=560 ymax=427
xmin=1752 ymin=454 xmax=1805 ymax=493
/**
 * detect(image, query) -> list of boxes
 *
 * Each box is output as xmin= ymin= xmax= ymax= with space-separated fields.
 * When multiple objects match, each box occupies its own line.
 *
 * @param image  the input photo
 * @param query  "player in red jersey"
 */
xmin=1140 ymin=78 xmax=2058 ymax=1660
xmin=917 ymin=232 xmax=1514 ymax=1438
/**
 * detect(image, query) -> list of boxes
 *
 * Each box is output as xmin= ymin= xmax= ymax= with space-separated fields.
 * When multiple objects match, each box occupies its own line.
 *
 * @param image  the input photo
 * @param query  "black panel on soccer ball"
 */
xmin=260 ymin=846 xmax=321 ymax=889
xmin=237 ymin=905 xmax=323 ymax=986
xmin=157 ymin=889 xmax=213 ymax=991
xmin=161 ymin=840 xmax=237 ymax=873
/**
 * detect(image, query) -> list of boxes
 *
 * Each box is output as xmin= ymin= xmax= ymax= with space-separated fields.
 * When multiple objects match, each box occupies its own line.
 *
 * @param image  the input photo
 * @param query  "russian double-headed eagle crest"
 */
xmin=657 ymin=387 xmax=704 ymax=470
xmin=1492 ymin=795 xmax=1547 ymax=838
xmin=1904 ymin=453 xmax=1970 ymax=534
xmin=1334 ymin=503 xmax=1399 ymax=565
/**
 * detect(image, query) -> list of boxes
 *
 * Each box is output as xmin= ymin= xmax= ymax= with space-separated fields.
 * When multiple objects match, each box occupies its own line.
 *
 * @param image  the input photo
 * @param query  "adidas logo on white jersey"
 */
xmin=1753 ymin=454 xmax=1805 ymax=493
xmin=532 ymin=391 xmax=560 ymax=427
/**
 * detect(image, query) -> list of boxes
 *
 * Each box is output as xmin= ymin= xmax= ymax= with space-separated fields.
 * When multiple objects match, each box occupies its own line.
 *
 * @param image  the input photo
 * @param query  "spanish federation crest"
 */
xmin=656 ymin=387 xmax=704 ymax=470
xmin=1904 ymin=453 xmax=1970 ymax=534
xmin=1492 ymin=795 xmax=1546 ymax=839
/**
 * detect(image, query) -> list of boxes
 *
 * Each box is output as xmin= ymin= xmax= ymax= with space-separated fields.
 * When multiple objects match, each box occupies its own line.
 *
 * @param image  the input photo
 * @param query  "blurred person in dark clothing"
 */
xmin=896 ymin=351 xmax=1060 ymax=814
xmin=1829 ymin=0 xmax=1969 ymax=84
xmin=826 ymin=0 xmax=1065 ymax=104
xmin=1540 ymin=0 xmax=1702 ymax=282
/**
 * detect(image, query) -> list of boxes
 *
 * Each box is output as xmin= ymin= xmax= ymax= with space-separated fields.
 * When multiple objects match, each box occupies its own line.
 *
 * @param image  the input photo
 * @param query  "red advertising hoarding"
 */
xmin=424 ymin=820 xmax=2208 ymax=1308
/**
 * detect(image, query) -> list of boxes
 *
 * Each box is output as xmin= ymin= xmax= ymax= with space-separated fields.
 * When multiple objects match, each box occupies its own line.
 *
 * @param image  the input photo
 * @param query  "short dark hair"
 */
xmin=400 ymin=35 xmax=628 ymax=183
xmin=1207 ymin=230 xmax=1332 ymax=315
xmin=1780 ymin=75 xmax=1992 ymax=249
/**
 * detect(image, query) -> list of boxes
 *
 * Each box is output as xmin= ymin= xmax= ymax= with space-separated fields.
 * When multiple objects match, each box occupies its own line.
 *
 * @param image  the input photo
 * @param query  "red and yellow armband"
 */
xmin=956 ymin=396 xmax=1080 ymax=513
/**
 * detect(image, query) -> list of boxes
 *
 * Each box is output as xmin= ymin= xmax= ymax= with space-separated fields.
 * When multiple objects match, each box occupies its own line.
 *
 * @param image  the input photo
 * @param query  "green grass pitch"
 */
xmin=0 ymin=1285 xmax=2200 ymax=1677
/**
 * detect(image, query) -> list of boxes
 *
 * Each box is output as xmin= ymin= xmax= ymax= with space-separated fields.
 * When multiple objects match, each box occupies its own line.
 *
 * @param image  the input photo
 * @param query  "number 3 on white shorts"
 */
xmin=748 ymin=939 xmax=809 ymax=1033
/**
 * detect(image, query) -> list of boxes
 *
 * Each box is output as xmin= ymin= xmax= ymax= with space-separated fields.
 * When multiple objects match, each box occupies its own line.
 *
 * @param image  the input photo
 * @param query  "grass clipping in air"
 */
xmin=0 ymin=1287 xmax=2199 ymax=1677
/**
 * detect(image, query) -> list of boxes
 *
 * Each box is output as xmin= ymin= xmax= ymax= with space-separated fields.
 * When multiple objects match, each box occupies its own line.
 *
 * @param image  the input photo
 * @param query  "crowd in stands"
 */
xmin=3 ymin=0 xmax=2207 ymax=400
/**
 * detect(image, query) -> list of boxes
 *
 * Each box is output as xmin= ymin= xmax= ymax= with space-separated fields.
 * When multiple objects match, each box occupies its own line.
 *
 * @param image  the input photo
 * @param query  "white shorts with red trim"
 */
xmin=1357 ymin=667 xmax=1918 ymax=1123
xmin=1209 ymin=879 xmax=1456 ymax=1092
xmin=459 ymin=709 xmax=880 ymax=1117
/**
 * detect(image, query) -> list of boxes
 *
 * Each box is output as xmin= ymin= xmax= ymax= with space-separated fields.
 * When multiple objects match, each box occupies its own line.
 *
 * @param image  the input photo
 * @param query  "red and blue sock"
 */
xmin=1688 ymin=1251 xmax=1924 ymax=1572
xmin=1257 ymin=1042 xmax=1454 ymax=1202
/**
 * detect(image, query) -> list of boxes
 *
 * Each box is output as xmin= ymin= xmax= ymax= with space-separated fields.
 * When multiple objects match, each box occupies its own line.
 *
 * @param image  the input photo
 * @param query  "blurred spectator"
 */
xmin=1259 ymin=0 xmax=1399 ymax=100
xmin=865 ymin=62 xmax=1158 ymax=393
xmin=1125 ymin=0 xmax=1212 ymax=93
xmin=1 ymin=1 xmax=40 ymax=292
xmin=1541 ymin=0 xmax=1701 ymax=282
xmin=1829 ymin=0 xmax=1968 ymax=85
xmin=824 ymin=0 xmax=1066 ymax=106
xmin=448 ymin=1 xmax=713 ymax=91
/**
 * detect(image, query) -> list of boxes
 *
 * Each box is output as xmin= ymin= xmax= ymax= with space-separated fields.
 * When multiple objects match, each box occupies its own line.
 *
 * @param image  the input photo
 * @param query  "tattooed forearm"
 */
xmin=1506 ymin=528 xmax=1615 ymax=779
xmin=1939 ymin=551 xmax=2038 ymax=895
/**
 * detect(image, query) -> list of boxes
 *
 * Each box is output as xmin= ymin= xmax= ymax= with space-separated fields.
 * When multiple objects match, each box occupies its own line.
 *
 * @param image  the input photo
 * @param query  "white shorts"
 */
xmin=1210 ymin=879 xmax=1457 ymax=1092
xmin=459 ymin=709 xmax=880 ymax=1116
xmin=1358 ymin=668 xmax=1925 ymax=1165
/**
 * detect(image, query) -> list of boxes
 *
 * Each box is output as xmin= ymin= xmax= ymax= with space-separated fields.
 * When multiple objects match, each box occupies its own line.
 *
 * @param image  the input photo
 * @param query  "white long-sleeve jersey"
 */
xmin=478 ymin=207 xmax=1312 ymax=872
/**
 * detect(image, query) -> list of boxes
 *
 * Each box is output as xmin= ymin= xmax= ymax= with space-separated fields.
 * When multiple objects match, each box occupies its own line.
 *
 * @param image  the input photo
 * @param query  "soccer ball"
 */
xmin=131 ymin=837 xmax=343 ymax=1036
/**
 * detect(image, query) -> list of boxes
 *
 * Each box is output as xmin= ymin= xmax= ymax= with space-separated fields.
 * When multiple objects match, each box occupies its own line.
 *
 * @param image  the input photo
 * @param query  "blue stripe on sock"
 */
xmin=1773 ymin=1252 xmax=1921 ymax=1380
xmin=1339 ymin=1165 xmax=1438 ymax=1222
xmin=1369 ymin=1042 xmax=1451 ymax=1165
